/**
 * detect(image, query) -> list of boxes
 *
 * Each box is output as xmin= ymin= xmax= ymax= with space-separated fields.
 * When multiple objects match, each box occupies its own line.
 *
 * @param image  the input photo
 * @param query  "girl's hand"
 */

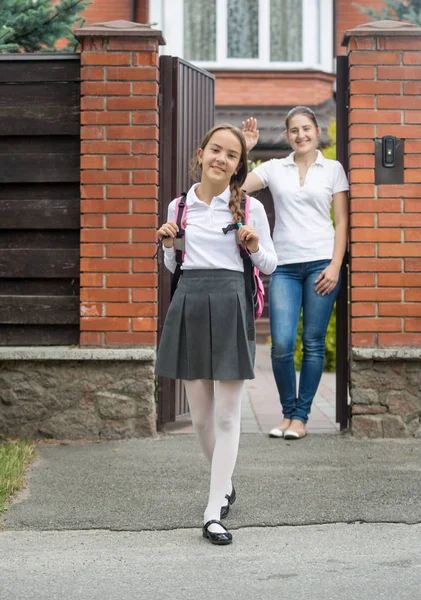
xmin=157 ymin=221 xmax=178 ymax=248
xmin=238 ymin=225 xmax=259 ymax=254
xmin=241 ymin=117 xmax=259 ymax=153
xmin=315 ymin=263 xmax=340 ymax=296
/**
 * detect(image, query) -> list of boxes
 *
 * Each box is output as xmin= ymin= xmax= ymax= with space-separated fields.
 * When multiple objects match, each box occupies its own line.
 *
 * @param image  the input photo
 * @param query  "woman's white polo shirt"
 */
xmin=252 ymin=150 xmax=349 ymax=266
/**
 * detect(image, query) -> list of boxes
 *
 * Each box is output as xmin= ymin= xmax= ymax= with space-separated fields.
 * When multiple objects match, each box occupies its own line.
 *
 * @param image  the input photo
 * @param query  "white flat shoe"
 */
xmin=284 ymin=428 xmax=306 ymax=440
xmin=269 ymin=427 xmax=285 ymax=438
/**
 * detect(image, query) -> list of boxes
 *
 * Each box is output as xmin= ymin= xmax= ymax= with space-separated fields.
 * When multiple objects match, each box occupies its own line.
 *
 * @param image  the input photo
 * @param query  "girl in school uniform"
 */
xmin=242 ymin=107 xmax=349 ymax=440
xmin=155 ymin=124 xmax=277 ymax=545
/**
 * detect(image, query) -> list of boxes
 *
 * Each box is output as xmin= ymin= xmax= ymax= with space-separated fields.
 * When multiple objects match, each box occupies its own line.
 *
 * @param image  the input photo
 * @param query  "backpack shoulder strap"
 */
xmin=170 ymin=192 xmax=187 ymax=299
xmin=239 ymin=194 xmax=255 ymax=335
xmin=238 ymin=194 xmax=250 ymax=259
xmin=175 ymin=193 xmax=187 ymax=231
xmin=174 ymin=192 xmax=187 ymax=266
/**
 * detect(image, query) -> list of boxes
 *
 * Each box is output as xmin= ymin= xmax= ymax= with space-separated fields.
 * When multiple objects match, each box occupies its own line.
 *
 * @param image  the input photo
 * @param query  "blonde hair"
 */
xmin=191 ymin=124 xmax=248 ymax=223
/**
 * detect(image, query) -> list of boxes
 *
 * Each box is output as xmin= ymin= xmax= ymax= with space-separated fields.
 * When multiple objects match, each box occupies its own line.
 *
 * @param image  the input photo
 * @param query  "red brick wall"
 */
xmin=79 ymin=32 xmax=160 ymax=347
xmin=81 ymin=0 xmax=149 ymax=25
xmin=347 ymin=33 xmax=421 ymax=348
xmin=336 ymin=0 xmax=387 ymax=56
xmin=214 ymin=71 xmax=335 ymax=106
xmin=55 ymin=0 xmax=149 ymax=49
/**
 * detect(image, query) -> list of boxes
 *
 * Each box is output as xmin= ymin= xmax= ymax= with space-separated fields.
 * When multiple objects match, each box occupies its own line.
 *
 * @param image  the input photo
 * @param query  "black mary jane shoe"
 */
xmin=202 ymin=520 xmax=233 ymax=545
xmin=220 ymin=486 xmax=236 ymax=520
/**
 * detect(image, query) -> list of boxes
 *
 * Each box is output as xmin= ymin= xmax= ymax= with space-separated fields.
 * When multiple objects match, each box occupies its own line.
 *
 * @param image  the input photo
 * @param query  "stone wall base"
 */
xmin=350 ymin=353 xmax=421 ymax=439
xmin=0 ymin=350 xmax=156 ymax=440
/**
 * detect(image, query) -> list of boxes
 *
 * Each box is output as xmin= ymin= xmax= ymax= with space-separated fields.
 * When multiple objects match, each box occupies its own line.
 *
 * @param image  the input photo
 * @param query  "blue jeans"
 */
xmin=269 ymin=260 xmax=341 ymax=424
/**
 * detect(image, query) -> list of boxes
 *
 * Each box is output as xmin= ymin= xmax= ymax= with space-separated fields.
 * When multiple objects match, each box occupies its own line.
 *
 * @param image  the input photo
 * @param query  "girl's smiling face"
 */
xmin=197 ymin=129 xmax=242 ymax=187
xmin=286 ymin=114 xmax=321 ymax=155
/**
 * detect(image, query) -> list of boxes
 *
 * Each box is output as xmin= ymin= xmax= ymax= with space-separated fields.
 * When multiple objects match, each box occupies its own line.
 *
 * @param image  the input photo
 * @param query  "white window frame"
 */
xmin=151 ymin=0 xmax=333 ymax=73
xmin=149 ymin=0 xmax=163 ymax=31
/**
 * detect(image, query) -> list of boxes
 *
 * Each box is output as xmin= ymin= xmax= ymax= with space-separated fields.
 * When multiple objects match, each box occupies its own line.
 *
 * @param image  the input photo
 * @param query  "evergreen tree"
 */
xmin=0 ymin=0 xmax=91 ymax=53
xmin=356 ymin=0 xmax=421 ymax=27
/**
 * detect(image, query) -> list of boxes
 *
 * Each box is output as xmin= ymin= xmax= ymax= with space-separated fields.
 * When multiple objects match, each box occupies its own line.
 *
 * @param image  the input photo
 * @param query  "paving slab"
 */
xmin=246 ymin=344 xmax=339 ymax=434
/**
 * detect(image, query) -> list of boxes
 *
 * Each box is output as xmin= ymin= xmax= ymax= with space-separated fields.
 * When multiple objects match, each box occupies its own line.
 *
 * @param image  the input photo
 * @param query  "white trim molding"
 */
xmin=149 ymin=0 xmax=163 ymax=31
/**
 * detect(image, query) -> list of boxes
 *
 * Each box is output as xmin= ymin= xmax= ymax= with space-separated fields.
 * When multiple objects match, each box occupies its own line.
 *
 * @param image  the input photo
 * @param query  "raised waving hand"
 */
xmin=241 ymin=117 xmax=259 ymax=153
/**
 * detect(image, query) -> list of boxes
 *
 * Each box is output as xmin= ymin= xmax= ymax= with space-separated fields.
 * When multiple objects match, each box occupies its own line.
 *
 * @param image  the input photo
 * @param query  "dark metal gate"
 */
xmin=157 ymin=57 xmax=215 ymax=428
xmin=335 ymin=55 xmax=350 ymax=430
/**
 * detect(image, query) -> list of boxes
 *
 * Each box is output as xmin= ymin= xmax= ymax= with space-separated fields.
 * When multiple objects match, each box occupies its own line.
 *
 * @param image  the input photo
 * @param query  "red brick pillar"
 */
xmin=75 ymin=21 xmax=165 ymax=347
xmin=344 ymin=20 xmax=421 ymax=437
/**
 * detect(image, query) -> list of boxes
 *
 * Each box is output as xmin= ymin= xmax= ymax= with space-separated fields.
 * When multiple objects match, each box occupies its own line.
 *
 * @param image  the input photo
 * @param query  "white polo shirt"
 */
xmin=163 ymin=184 xmax=277 ymax=276
xmin=253 ymin=150 xmax=349 ymax=266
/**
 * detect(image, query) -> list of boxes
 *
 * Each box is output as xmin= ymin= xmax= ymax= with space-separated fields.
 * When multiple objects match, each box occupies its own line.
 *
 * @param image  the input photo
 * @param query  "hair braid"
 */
xmin=229 ymin=182 xmax=245 ymax=224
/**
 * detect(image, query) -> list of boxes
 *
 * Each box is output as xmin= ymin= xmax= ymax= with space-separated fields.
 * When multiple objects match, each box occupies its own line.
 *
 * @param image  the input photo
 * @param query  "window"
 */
xmin=184 ymin=0 xmax=217 ymax=61
xmin=227 ymin=0 xmax=259 ymax=60
xmin=157 ymin=0 xmax=333 ymax=71
xmin=270 ymin=0 xmax=302 ymax=62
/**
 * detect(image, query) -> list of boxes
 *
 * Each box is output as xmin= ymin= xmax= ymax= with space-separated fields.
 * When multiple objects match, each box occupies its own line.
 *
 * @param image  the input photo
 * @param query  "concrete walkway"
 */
xmin=166 ymin=344 xmax=339 ymax=435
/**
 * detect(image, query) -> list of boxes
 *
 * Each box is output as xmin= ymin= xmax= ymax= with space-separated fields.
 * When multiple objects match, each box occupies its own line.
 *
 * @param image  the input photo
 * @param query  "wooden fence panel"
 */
xmin=0 ymin=55 xmax=80 ymax=346
xmin=0 ymin=138 xmax=80 ymax=182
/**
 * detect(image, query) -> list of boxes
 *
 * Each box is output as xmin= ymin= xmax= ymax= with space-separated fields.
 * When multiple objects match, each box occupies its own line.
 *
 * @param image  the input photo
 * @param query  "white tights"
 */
xmin=183 ymin=379 xmax=244 ymax=533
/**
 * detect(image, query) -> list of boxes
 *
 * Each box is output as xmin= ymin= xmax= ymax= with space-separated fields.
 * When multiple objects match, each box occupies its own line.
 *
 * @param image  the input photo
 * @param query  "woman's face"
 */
xmin=198 ymin=129 xmax=242 ymax=186
xmin=286 ymin=114 xmax=321 ymax=155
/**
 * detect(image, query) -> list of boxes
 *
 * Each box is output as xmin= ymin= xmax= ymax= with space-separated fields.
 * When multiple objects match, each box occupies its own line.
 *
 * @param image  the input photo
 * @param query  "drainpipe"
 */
xmin=130 ymin=0 xmax=137 ymax=22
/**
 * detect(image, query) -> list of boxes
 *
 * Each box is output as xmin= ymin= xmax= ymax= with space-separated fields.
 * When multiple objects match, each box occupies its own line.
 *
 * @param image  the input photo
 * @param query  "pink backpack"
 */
xmin=171 ymin=193 xmax=265 ymax=320
xmin=240 ymin=195 xmax=265 ymax=320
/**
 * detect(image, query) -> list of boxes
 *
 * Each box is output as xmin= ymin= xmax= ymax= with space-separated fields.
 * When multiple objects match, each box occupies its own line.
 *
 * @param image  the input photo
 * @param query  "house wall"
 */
xmin=77 ymin=1 xmax=391 ymax=108
xmin=336 ymin=0 xmax=387 ymax=56
xmin=214 ymin=71 xmax=335 ymax=107
xmin=77 ymin=1 xmax=391 ymax=60
xmin=79 ymin=0 xmax=149 ymax=25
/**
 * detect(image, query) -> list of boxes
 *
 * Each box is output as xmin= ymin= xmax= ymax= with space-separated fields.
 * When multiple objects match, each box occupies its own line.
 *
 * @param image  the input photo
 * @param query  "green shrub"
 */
xmin=321 ymin=121 xmax=337 ymax=161
xmin=248 ymin=158 xmax=262 ymax=171
xmin=0 ymin=0 xmax=90 ymax=53
xmin=355 ymin=0 xmax=421 ymax=28
xmin=293 ymin=306 xmax=336 ymax=372
xmin=324 ymin=305 xmax=337 ymax=372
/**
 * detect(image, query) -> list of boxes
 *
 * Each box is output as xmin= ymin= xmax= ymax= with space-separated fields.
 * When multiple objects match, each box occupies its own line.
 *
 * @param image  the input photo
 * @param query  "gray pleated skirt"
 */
xmin=155 ymin=269 xmax=256 ymax=381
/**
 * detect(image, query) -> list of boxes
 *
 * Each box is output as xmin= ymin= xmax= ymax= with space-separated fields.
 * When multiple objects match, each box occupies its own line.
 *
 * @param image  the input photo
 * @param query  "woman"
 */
xmin=156 ymin=124 xmax=277 ymax=544
xmin=242 ymin=107 xmax=349 ymax=440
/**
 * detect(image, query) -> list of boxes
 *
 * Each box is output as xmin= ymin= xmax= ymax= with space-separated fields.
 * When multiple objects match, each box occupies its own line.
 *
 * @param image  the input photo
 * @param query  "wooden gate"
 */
xmin=0 ymin=54 xmax=80 ymax=346
xmin=335 ymin=55 xmax=350 ymax=430
xmin=157 ymin=57 xmax=215 ymax=428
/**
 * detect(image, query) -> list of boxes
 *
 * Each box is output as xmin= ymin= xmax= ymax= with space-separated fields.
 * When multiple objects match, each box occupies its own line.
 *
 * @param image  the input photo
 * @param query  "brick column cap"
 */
xmin=75 ymin=19 xmax=165 ymax=45
xmin=342 ymin=19 xmax=421 ymax=47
